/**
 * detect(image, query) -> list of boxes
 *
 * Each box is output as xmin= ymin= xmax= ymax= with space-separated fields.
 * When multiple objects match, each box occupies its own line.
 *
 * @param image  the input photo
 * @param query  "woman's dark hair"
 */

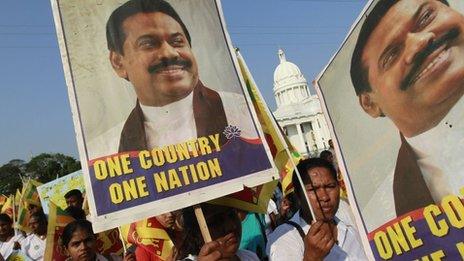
xmin=0 ymin=213 xmax=12 ymax=224
xmin=176 ymin=206 xmax=205 ymax=259
xmin=61 ymin=219 xmax=94 ymax=248
xmin=30 ymin=211 xmax=47 ymax=225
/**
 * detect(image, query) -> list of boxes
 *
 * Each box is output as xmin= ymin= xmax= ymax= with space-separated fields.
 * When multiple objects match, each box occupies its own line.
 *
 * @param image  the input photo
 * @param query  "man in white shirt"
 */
xmin=22 ymin=212 xmax=47 ymax=261
xmin=93 ymin=0 xmax=256 ymax=158
xmin=350 ymin=0 xmax=464 ymax=217
xmin=266 ymin=158 xmax=366 ymax=260
xmin=0 ymin=214 xmax=24 ymax=260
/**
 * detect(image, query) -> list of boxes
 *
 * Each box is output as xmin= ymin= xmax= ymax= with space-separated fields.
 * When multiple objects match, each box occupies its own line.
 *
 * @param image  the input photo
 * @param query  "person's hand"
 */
xmin=303 ymin=221 xmax=337 ymax=261
xmin=123 ymin=252 xmax=136 ymax=261
xmin=279 ymin=199 xmax=291 ymax=217
xmin=197 ymin=233 xmax=239 ymax=261
xmin=197 ymin=241 xmax=222 ymax=261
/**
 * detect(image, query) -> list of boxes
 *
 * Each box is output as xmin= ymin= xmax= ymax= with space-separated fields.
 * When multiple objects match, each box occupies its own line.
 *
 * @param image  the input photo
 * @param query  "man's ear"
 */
xmin=359 ymin=92 xmax=384 ymax=118
xmin=109 ymin=51 xmax=128 ymax=79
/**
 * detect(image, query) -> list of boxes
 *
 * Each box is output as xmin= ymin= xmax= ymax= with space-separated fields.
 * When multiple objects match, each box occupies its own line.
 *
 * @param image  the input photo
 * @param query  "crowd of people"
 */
xmin=0 ymin=150 xmax=367 ymax=260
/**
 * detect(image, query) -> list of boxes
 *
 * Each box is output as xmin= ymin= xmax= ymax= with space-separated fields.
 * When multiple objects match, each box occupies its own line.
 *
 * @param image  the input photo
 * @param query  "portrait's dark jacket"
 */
xmin=393 ymin=134 xmax=434 ymax=216
xmin=118 ymin=81 xmax=228 ymax=152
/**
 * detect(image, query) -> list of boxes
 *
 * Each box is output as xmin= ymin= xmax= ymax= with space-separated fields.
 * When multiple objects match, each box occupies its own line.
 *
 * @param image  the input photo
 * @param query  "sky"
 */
xmin=0 ymin=0 xmax=365 ymax=165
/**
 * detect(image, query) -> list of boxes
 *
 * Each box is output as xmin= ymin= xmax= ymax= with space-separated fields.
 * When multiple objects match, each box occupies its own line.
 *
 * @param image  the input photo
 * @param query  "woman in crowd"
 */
xmin=176 ymin=203 xmax=259 ymax=261
xmin=61 ymin=219 xmax=134 ymax=261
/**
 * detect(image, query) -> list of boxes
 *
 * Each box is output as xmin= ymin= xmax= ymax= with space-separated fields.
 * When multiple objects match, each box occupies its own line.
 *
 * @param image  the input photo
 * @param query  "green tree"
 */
xmin=0 ymin=159 xmax=25 ymax=195
xmin=25 ymin=153 xmax=81 ymax=183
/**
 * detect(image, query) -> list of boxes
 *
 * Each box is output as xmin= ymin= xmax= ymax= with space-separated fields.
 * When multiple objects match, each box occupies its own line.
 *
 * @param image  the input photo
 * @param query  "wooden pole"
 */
xmin=117 ymin=227 xmax=128 ymax=254
xmin=194 ymin=205 xmax=212 ymax=243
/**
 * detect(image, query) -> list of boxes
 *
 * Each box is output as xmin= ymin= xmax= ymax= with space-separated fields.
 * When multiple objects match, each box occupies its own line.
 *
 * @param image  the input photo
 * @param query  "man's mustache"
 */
xmin=147 ymin=58 xmax=192 ymax=74
xmin=400 ymin=27 xmax=460 ymax=91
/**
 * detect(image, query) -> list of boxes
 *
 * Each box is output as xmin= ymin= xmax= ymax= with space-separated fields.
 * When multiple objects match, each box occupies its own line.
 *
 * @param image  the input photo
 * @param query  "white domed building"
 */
xmin=273 ymin=49 xmax=331 ymax=157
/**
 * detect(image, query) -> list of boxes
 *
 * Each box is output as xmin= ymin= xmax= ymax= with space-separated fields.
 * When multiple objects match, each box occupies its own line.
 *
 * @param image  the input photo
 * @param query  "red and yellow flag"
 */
xmin=120 ymin=217 xmax=174 ymax=260
xmin=0 ymin=195 xmax=7 ymax=211
xmin=96 ymin=229 xmax=124 ymax=256
xmin=44 ymin=202 xmax=75 ymax=261
xmin=22 ymin=179 xmax=42 ymax=207
xmin=1 ymin=195 xmax=14 ymax=218
xmin=15 ymin=179 xmax=42 ymax=233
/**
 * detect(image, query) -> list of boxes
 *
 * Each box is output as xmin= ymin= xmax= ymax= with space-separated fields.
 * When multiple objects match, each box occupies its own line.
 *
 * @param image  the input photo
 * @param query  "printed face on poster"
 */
xmin=37 ymin=170 xmax=84 ymax=214
xmin=51 ymin=0 xmax=276 ymax=232
xmin=316 ymin=0 xmax=464 ymax=259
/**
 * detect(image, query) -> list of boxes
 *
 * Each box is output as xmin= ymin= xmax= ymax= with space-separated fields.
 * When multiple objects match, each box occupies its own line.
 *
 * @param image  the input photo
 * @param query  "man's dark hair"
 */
xmin=64 ymin=189 xmax=82 ymax=200
xmin=61 ymin=219 xmax=94 ymax=248
xmin=0 ymin=214 xmax=12 ymax=224
xmin=292 ymin=158 xmax=338 ymax=198
xmin=350 ymin=0 xmax=449 ymax=95
xmin=106 ymin=0 xmax=192 ymax=55
xmin=319 ymin=150 xmax=333 ymax=161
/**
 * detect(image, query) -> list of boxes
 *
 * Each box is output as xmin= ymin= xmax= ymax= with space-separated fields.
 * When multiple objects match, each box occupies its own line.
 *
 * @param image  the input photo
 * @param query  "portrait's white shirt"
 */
xmin=406 ymin=98 xmax=464 ymax=202
xmin=0 ymin=233 xmax=25 ymax=259
xmin=140 ymin=91 xmax=196 ymax=149
xmin=363 ymin=98 xmax=464 ymax=231
xmin=22 ymin=234 xmax=45 ymax=261
xmin=266 ymin=201 xmax=367 ymax=261
xmin=87 ymin=90 xmax=258 ymax=159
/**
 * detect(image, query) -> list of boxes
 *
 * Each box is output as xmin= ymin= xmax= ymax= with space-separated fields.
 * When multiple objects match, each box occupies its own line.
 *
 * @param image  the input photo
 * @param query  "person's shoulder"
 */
xmin=24 ymin=233 xmax=35 ymax=240
xmin=12 ymin=234 xmax=25 ymax=243
xmin=336 ymin=199 xmax=355 ymax=225
xmin=236 ymin=249 xmax=260 ymax=261
xmin=267 ymin=221 xmax=302 ymax=250
xmin=266 ymin=219 xmax=305 ymax=260
xmin=13 ymin=233 xmax=25 ymax=241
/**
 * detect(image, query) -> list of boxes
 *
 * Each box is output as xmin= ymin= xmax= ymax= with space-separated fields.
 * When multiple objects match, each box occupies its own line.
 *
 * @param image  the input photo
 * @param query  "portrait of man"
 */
xmin=81 ymin=0 xmax=257 ymax=156
xmin=350 ymin=0 xmax=464 ymax=217
xmin=315 ymin=0 xmax=464 ymax=232
xmin=53 ymin=0 xmax=275 ymax=231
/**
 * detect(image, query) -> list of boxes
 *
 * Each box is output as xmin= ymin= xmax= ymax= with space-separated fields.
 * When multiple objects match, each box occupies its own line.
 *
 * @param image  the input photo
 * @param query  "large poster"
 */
xmin=37 ymin=170 xmax=85 ymax=214
xmin=51 ymin=0 xmax=277 ymax=232
xmin=316 ymin=0 xmax=464 ymax=259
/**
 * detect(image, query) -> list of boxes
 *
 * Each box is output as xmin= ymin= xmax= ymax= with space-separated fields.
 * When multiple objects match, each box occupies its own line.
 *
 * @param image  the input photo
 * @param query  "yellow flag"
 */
xmin=1 ymin=195 xmax=13 ymax=218
xmin=236 ymin=50 xmax=302 ymax=196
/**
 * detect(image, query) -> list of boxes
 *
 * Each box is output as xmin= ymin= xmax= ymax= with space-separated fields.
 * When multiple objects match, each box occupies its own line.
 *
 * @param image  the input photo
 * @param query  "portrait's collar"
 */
xmin=140 ymin=90 xmax=194 ymax=124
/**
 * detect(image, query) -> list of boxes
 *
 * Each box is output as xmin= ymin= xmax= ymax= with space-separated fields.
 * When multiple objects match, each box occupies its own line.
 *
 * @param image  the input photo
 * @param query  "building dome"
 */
xmin=272 ymin=49 xmax=331 ymax=158
xmin=273 ymin=49 xmax=304 ymax=85
xmin=273 ymin=49 xmax=309 ymax=107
